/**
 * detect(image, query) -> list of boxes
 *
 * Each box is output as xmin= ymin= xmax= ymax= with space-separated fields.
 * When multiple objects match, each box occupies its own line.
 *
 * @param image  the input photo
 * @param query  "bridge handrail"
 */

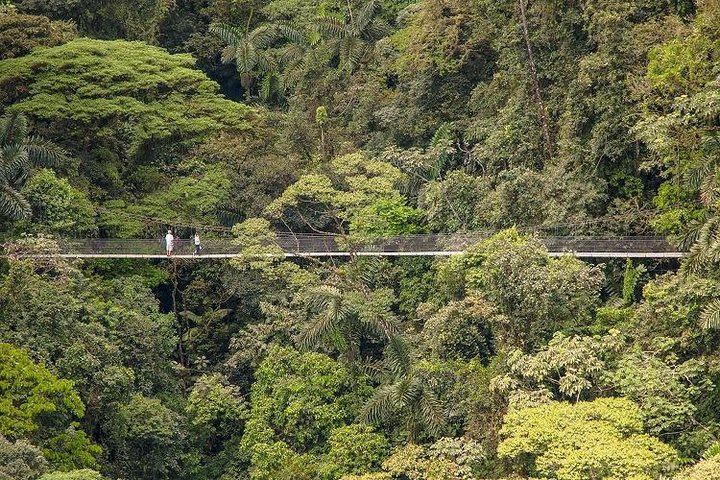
xmin=27 ymin=234 xmax=682 ymax=256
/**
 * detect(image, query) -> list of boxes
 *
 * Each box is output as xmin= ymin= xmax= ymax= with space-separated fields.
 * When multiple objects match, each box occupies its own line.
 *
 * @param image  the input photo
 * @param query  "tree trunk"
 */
xmin=518 ymin=0 xmax=553 ymax=160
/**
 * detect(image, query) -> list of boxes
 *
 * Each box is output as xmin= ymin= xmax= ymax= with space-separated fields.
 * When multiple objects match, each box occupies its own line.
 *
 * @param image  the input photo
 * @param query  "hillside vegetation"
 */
xmin=1 ymin=0 xmax=720 ymax=479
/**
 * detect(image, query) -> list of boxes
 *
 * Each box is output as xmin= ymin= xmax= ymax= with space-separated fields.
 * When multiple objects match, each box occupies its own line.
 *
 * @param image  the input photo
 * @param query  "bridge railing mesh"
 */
xmin=48 ymin=234 xmax=680 ymax=256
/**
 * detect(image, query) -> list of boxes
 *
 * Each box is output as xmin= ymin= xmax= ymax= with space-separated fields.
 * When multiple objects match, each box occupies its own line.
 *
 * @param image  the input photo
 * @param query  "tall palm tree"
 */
xmin=317 ymin=0 xmax=388 ymax=72
xmin=670 ymin=137 xmax=720 ymax=329
xmin=673 ymin=136 xmax=720 ymax=266
xmin=210 ymin=14 xmax=282 ymax=99
xmin=298 ymin=284 xmax=396 ymax=363
xmin=361 ymin=335 xmax=445 ymax=443
xmin=273 ymin=24 xmax=321 ymax=91
xmin=0 ymin=113 xmax=66 ymax=220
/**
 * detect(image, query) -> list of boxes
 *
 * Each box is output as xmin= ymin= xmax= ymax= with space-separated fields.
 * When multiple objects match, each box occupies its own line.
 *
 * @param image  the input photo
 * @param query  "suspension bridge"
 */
xmin=6 ymin=234 xmax=684 ymax=259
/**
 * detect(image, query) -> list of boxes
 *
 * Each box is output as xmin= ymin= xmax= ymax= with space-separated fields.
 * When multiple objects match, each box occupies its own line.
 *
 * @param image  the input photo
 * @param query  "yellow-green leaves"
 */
xmin=265 ymin=151 xmax=416 ymax=241
xmin=0 ymin=38 xmax=258 ymax=160
xmin=674 ymin=454 xmax=720 ymax=480
xmin=498 ymin=398 xmax=679 ymax=480
xmin=0 ymin=343 xmax=85 ymax=439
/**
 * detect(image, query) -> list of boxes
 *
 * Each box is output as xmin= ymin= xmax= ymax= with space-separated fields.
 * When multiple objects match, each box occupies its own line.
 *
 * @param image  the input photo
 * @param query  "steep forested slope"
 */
xmin=1 ymin=0 xmax=720 ymax=479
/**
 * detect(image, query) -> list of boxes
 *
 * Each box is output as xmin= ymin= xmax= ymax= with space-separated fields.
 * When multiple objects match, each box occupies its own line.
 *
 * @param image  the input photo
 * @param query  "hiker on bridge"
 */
xmin=193 ymin=233 xmax=202 ymax=256
xmin=165 ymin=229 xmax=174 ymax=256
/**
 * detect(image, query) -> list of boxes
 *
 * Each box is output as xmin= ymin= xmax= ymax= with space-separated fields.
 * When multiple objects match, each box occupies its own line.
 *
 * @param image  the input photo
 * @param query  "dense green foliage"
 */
xmin=2 ymin=0 xmax=720 ymax=478
xmin=498 ymin=398 xmax=678 ymax=479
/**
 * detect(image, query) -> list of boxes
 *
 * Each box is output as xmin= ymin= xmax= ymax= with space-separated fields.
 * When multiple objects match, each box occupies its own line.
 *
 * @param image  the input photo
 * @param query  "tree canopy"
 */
xmin=2 ymin=0 xmax=720 ymax=478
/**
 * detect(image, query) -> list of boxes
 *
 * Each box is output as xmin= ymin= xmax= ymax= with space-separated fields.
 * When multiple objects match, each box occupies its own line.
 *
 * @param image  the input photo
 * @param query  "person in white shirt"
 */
xmin=165 ymin=230 xmax=174 ymax=256
xmin=193 ymin=233 xmax=202 ymax=256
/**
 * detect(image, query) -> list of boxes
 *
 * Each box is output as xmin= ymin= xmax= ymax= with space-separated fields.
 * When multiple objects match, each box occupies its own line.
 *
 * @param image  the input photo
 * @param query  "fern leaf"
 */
xmin=430 ymin=123 xmax=452 ymax=147
xmin=703 ymin=441 xmax=720 ymax=459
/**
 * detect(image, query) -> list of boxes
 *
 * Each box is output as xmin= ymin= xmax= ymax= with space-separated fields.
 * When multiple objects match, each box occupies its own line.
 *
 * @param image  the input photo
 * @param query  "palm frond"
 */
xmin=362 ymin=19 xmax=390 ymax=41
xmin=250 ymin=24 xmax=281 ymax=49
xmin=385 ymin=334 xmax=412 ymax=378
xmin=25 ymin=135 xmax=66 ymax=167
xmin=700 ymin=172 xmax=718 ymax=207
xmin=685 ymin=159 xmax=715 ymax=191
xmin=259 ymin=72 xmax=282 ymax=102
xmin=235 ymin=43 xmax=259 ymax=75
xmin=317 ymin=17 xmax=347 ymax=39
xmin=308 ymin=285 xmax=342 ymax=311
xmin=678 ymin=218 xmax=706 ymax=251
xmin=357 ymin=358 xmax=385 ymax=380
xmin=278 ymin=44 xmax=306 ymax=72
xmin=2 ymin=146 xmax=30 ymax=182
xmin=682 ymin=217 xmax=720 ymax=274
xmin=419 ymin=388 xmax=445 ymax=437
xmin=298 ymin=309 xmax=340 ymax=350
xmin=354 ymin=0 xmax=378 ymax=34
xmin=254 ymin=53 xmax=274 ymax=76
xmin=683 ymin=245 xmax=707 ymax=275
xmin=277 ymin=24 xmax=308 ymax=46
xmin=0 ymin=113 xmax=28 ymax=147
xmin=699 ymin=136 xmax=720 ymax=162
xmin=399 ymin=376 xmax=421 ymax=405
xmin=221 ymin=45 xmax=237 ymax=64
xmin=0 ymin=184 xmax=31 ymax=220
xmin=280 ymin=63 xmax=305 ymax=90
xmin=700 ymin=299 xmax=720 ymax=329
xmin=355 ymin=257 xmax=384 ymax=285
xmin=358 ymin=312 xmax=395 ymax=339
xmin=209 ymin=23 xmax=246 ymax=47
xmin=340 ymin=36 xmax=366 ymax=71
xmin=702 ymin=224 xmax=720 ymax=265
xmin=361 ymin=383 xmax=399 ymax=425
xmin=300 ymin=285 xmax=355 ymax=351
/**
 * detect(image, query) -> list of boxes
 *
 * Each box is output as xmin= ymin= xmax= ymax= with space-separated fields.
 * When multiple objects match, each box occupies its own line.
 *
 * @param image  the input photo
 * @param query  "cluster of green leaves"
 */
xmin=264 ymin=151 xmax=422 ymax=239
xmin=0 ymin=342 xmax=101 ymax=476
xmin=0 ymin=252 xmax=185 ymax=478
xmin=0 ymin=6 xmax=75 ymax=60
xmin=0 ymin=38 xmax=257 ymax=161
xmin=498 ymin=398 xmax=679 ymax=480
xmin=4 ymin=0 xmax=720 ymax=479
xmin=240 ymin=346 xmax=374 ymax=479
xmin=13 ymin=0 xmax=172 ymax=42
xmin=436 ymin=228 xmax=604 ymax=350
